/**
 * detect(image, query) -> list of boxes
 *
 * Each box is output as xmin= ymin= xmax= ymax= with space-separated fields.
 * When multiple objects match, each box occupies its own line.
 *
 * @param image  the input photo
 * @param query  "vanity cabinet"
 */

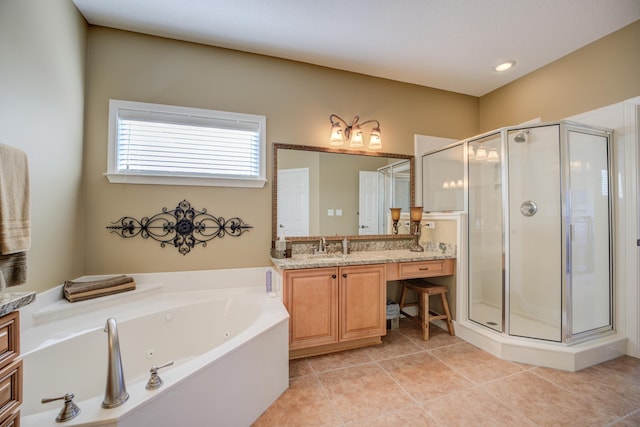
xmin=0 ymin=311 xmax=21 ymax=426
xmin=284 ymin=264 xmax=386 ymax=358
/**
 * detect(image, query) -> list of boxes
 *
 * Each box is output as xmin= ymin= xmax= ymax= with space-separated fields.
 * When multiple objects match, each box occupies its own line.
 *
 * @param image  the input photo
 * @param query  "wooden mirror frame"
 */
xmin=272 ymin=143 xmax=415 ymax=242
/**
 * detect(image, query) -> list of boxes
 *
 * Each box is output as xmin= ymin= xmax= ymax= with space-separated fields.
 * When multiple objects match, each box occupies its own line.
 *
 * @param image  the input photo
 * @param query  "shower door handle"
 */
xmin=520 ymin=201 xmax=538 ymax=217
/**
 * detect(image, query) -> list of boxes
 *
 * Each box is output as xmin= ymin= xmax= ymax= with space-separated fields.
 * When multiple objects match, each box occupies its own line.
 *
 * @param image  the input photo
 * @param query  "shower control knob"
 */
xmin=520 ymin=201 xmax=538 ymax=217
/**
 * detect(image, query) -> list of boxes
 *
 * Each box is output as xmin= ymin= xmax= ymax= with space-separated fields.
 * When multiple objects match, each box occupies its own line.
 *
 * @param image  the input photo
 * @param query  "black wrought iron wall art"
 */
xmin=106 ymin=200 xmax=252 ymax=255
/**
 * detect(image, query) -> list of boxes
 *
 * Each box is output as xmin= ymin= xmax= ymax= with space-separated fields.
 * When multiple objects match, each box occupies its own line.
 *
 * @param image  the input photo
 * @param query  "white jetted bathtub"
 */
xmin=19 ymin=268 xmax=289 ymax=427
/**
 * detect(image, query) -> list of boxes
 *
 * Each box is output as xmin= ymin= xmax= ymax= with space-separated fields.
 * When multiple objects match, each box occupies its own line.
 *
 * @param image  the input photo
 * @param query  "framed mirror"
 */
xmin=272 ymin=143 xmax=414 ymax=241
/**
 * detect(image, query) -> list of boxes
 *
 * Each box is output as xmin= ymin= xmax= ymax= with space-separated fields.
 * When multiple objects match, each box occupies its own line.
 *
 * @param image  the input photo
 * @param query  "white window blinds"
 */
xmin=106 ymin=100 xmax=266 ymax=188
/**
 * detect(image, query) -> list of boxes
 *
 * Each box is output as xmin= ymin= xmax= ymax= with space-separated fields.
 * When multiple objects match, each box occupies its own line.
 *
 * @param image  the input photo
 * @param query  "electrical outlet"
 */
xmin=327 ymin=209 xmax=334 ymax=216
xmin=424 ymin=221 xmax=435 ymax=229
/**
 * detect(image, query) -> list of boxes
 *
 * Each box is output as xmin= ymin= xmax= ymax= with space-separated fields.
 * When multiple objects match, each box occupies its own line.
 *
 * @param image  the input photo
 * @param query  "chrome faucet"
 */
xmin=102 ymin=318 xmax=129 ymax=409
xmin=317 ymin=237 xmax=327 ymax=253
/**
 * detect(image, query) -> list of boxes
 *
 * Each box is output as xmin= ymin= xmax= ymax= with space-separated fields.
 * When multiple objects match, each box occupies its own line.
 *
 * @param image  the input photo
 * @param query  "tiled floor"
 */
xmin=254 ymin=319 xmax=640 ymax=426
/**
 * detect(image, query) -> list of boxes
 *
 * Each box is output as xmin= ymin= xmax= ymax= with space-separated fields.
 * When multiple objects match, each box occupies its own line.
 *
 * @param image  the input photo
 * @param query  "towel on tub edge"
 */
xmin=63 ymin=274 xmax=136 ymax=302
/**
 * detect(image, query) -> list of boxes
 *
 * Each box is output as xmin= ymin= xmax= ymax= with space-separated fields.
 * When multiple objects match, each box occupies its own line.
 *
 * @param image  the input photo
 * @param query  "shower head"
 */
xmin=514 ymin=130 xmax=531 ymax=143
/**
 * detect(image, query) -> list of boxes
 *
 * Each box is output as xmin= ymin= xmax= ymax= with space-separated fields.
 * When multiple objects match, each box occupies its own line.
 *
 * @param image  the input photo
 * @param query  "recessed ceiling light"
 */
xmin=494 ymin=60 xmax=516 ymax=72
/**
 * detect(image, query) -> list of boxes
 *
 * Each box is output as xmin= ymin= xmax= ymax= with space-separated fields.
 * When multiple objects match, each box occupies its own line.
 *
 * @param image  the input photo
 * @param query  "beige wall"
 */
xmin=5 ymin=2 xmax=638 ymax=293
xmin=83 ymin=27 xmax=478 ymax=276
xmin=0 ymin=0 xmax=86 ymax=293
xmin=480 ymin=20 xmax=640 ymax=132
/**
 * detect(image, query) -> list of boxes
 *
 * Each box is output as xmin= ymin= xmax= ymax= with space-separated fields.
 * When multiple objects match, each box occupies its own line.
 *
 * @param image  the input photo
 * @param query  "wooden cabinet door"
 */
xmin=339 ymin=264 xmax=386 ymax=341
xmin=284 ymin=267 xmax=339 ymax=350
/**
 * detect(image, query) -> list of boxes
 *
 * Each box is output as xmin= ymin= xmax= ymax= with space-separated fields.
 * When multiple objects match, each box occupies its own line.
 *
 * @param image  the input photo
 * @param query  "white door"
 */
xmin=358 ymin=171 xmax=378 ymax=235
xmin=277 ymin=168 xmax=309 ymax=237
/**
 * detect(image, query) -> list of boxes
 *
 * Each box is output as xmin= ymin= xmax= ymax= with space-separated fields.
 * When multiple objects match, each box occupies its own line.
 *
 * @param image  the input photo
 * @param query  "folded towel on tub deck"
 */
xmin=63 ymin=274 xmax=136 ymax=302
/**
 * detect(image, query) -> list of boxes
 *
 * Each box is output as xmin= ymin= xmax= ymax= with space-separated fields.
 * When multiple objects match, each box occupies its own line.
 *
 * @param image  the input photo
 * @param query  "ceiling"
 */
xmin=72 ymin=0 xmax=640 ymax=97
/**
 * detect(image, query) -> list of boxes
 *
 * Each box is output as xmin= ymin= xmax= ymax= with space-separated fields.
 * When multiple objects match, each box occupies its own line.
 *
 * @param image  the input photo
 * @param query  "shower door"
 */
xmin=507 ymin=125 xmax=562 ymax=341
xmin=566 ymin=126 xmax=612 ymax=340
xmin=468 ymin=132 xmax=504 ymax=331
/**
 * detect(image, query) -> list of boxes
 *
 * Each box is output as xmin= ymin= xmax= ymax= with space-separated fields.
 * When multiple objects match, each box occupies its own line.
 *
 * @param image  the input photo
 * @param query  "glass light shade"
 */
xmin=487 ymin=148 xmax=500 ymax=162
xmin=349 ymin=126 xmax=364 ymax=148
xmin=442 ymin=181 xmax=449 ymax=189
xmin=456 ymin=179 xmax=464 ymax=187
xmin=368 ymin=128 xmax=382 ymax=149
xmin=475 ymin=146 xmax=488 ymax=161
xmin=390 ymin=207 xmax=401 ymax=221
xmin=329 ymin=123 xmax=344 ymax=146
xmin=449 ymin=180 xmax=456 ymax=188
xmin=468 ymin=145 xmax=475 ymax=159
xmin=410 ymin=206 xmax=423 ymax=222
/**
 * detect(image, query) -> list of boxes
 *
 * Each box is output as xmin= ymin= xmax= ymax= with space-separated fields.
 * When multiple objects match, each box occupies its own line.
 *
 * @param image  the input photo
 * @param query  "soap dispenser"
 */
xmin=342 ymin=236 xmax=349 ymax=255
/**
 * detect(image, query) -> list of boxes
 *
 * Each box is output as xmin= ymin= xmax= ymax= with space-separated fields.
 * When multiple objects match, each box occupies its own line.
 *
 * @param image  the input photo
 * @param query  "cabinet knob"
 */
xmin=342 ymin=273 xmax=347 ymax=278
xmin=331 ymin=274 xmax=337 ymax=279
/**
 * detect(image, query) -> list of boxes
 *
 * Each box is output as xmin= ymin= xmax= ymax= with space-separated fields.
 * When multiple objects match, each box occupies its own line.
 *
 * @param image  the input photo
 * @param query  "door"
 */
xmin=467 ymin=132 xmax=504 ymax=332
xmin=358 ymin=171 xmax=378 ymax=235
xmin=284 ymin=267 xmax=338 ymax=350
xmin=339 ymin=264 xmax=386 ymax=341
xmin=277 ymin=168 xmax=309 ymax=237
xmin=508 ymin=125 xmax=562 ymax=341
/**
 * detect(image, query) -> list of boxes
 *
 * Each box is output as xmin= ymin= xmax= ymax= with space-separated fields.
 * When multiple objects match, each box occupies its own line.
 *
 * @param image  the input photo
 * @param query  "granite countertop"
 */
xmin=0 ymin=291 xmax=35 ymax=317
xmin=270 ymin=249 xmax=455 ymax=270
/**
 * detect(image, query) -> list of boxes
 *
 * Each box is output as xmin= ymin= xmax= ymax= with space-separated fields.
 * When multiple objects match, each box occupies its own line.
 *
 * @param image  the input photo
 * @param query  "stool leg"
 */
xmin=399 ymin=283 xmax=407 ymax=312
xmin=440 ymin=292 xmax=455 ymax=336
xmin=422 ymin=292 xmax=429 ymax=340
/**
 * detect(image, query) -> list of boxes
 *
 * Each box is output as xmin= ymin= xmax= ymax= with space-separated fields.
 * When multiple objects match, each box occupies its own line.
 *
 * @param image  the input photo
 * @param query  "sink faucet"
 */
xmin=102 ymin=318 xmax=129 ymax=409
xmin=317 ymin=237 xmax=326 ymax=253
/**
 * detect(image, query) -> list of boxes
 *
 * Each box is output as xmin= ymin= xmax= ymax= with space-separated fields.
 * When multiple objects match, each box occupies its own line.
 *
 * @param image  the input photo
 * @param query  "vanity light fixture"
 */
xmin=329 ymin=114 xmax=382 ymax=149
xmin=390 ymin=208 xmax=401 ymax=234
xmin=409 ymin=207 xmax=424 ymax=252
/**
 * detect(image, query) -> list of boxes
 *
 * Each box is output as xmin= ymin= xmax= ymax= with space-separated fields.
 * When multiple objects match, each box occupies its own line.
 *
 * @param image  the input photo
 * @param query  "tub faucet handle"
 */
xmin=146 ymin=361 xmax=174 ymax=390
xmin=41 ymin=392 xmax=81 ymax=422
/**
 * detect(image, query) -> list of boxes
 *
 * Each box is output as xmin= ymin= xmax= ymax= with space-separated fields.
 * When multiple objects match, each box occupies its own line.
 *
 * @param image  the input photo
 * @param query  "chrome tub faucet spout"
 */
xmin=102 ymin=317 xmax=129 ymax=409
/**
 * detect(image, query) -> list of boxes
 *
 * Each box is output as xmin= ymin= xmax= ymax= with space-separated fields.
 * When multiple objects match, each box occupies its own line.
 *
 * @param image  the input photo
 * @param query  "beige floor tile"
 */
xmin=306 ymin=347 xmax=373 ymax=373
xmin=533 ymin=363 xmax=640 ymax=417
xmin=317 ymin=363 xmax=413 ymax=423
xmin=346 ymin=404 xmax=439 ymax=427
xmin=289 ymin=358 xmax=313 ymax=378
xmin=253 ymin=375 xmax=340 ymax=426
xmin=401 ymin=321 xmax=464 ymax=350
xmin=484 ymin=370 xmax=618 ymax=426
xmin=424 ymin=387 xmax=537 ymax=427
xmin=610 ymin=409 xmax=640 ymax=426
xmin=364 ymin=329 xmax=423 ymax=360
xmin=429 ymin=341 xmax=524 ymax=383
xmin=379 ymin=351 xmax=473 ymax=403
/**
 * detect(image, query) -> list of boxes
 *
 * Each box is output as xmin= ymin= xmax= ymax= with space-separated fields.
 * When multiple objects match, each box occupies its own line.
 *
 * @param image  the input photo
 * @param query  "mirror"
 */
xmin=273 ymin=143 xmax=414 ymax=241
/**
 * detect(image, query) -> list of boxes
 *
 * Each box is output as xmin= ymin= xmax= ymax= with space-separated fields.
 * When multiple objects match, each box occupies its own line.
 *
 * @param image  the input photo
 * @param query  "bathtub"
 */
xmin=19 ymin=267 xmax=289 ymax=427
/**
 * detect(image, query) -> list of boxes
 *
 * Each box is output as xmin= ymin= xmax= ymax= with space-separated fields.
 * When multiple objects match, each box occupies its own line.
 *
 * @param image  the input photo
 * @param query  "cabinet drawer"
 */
xmin=0 ymin=358 xmax=21 ymax=419
xmin=396 ymin=259 xmax=454 ymax=279
xmin=0 ymin=409 xmax=18 ymax=427
xmin=0 ymin=313 xmax=18 ymax=371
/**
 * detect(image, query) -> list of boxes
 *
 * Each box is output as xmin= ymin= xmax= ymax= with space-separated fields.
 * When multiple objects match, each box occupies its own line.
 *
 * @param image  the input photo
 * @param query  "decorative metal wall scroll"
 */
xmin=106 ymin=200 xmax=252 ymax=255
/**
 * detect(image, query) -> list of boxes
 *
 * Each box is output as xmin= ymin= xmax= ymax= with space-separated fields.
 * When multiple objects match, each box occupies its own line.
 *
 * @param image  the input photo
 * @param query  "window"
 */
xmin=106 ymin=100 xmax=266 ymax=187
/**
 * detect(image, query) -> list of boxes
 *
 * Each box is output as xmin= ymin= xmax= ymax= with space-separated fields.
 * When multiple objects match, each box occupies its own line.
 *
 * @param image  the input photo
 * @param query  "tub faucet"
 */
xmin=317 ymin=237 xmax=326 ymax=253
xmin=102 ymin=317 xmax=129 ymax=409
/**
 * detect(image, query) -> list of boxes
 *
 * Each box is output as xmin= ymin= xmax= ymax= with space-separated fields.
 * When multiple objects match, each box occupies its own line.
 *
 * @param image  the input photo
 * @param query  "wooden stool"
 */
xmin=399 ymin=280 xmax=454 ymax=340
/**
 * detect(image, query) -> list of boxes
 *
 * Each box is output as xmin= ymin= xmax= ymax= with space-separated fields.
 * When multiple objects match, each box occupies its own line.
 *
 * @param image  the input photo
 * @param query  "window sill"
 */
xmin=104 ymin=172 xmax=267 ymax=188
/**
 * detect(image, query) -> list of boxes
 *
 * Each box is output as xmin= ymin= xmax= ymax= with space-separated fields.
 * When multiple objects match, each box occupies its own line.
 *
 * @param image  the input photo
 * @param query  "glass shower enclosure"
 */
xmin=467 ymin=121 xmax=613 ymax=343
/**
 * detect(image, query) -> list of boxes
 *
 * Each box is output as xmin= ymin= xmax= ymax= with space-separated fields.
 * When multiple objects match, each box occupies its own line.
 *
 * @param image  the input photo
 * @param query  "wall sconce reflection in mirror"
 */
xmin=106 ymin=200 xmax=252 ymax=255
